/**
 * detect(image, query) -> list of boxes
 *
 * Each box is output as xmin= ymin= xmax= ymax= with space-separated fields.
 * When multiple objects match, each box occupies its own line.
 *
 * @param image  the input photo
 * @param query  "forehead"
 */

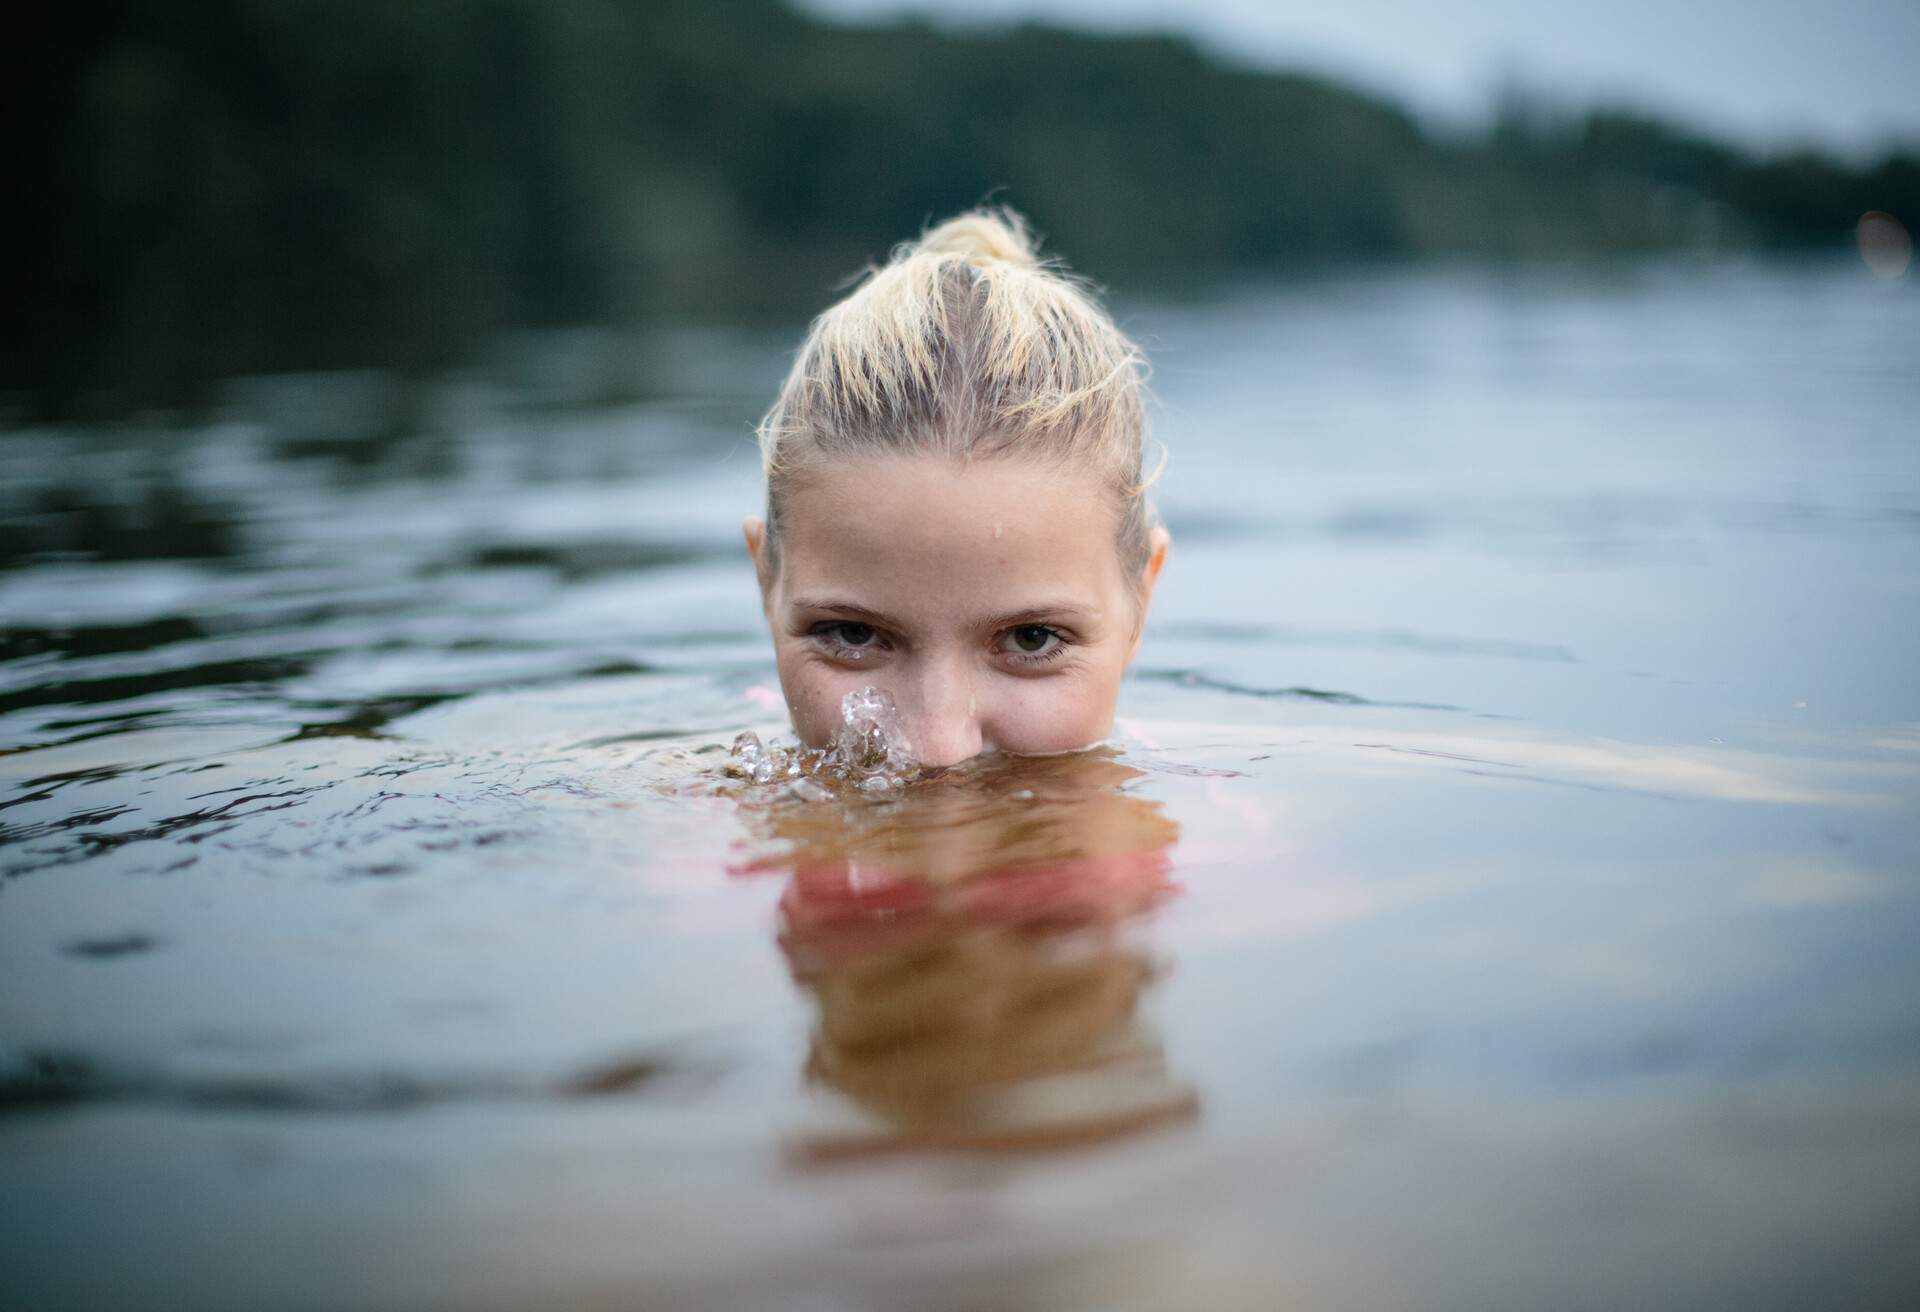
xmin=776 ymin=454 xmax=1126 ymax=614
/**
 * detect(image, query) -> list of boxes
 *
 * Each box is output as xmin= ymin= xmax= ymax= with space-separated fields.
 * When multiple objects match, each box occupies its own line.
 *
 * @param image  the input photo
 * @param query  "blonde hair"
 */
xmin=754 ymin=205 xmax=1159 ymax=580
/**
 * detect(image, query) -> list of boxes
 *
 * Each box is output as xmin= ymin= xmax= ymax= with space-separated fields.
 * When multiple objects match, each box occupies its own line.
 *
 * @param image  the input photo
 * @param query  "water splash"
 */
xmin=728 ymin=687 xmax=919 ymax=799
xmin=832 ymin=686 xmax=918 ymax=778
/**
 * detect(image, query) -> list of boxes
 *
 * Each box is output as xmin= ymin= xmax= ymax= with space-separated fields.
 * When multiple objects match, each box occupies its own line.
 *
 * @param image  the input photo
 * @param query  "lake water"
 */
xmin=4 ymin=256 xmax=1918 ymax=1310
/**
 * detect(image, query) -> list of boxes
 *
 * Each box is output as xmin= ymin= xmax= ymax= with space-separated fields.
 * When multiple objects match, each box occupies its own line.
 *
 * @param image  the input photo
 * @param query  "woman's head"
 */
xmin=745 ymin=205 xmax=1168 ymax=766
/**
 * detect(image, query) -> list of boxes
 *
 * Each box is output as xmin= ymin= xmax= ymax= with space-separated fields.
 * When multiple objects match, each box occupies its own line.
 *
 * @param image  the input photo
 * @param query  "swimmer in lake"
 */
xmin=744 ymin=205 xmax=1168 ymax=768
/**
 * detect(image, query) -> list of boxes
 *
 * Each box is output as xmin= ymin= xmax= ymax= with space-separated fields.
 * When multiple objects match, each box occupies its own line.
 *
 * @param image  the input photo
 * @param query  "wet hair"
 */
xmin=754 ymin=205 xmax=1160 ymax=585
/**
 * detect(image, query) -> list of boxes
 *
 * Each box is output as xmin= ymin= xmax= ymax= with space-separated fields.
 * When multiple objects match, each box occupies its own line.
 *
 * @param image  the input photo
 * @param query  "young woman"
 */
xmin=745 ymin=206 xmax=1168 ymax=768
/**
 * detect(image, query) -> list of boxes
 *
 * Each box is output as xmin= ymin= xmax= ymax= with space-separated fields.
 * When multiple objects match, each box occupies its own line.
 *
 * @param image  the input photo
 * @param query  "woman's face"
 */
xmin=745 ymin=454 xmax=1168 ymax=768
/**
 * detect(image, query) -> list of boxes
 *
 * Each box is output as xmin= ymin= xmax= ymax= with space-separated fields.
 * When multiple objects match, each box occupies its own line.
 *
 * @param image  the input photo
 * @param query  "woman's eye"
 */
xmin=1000 ymin=624 xmax=1064 ymax=660
xmin=812 ymin=622 xmax=884 ymax=653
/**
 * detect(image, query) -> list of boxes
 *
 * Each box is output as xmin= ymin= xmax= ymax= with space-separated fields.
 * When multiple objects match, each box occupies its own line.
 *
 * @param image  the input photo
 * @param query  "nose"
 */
xmin=898 ymin=657 xmax=983 ymax=769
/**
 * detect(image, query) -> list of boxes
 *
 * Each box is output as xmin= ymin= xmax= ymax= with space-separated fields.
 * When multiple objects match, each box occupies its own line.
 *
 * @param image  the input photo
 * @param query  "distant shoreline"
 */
xmin=8 ymin=1 xmax=1914 ymax=417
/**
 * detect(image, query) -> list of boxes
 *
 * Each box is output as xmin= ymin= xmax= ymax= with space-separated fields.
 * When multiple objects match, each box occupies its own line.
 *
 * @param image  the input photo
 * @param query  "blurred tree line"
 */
xmin=6 ymin=0 xmax=1915 ymax=415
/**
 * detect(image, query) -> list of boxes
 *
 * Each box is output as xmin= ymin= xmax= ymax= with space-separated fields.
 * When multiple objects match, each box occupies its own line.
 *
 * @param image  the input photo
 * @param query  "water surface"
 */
xmin=4 ymin=258 xmax=1918 ymax=1310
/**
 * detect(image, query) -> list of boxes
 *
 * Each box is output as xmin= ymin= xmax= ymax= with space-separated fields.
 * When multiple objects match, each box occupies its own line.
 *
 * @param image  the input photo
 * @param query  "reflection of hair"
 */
xmin=754 ymin=205 xmax=1159 ymax=579
xmin=802 ymin=920 xmax=1152 ymax=1125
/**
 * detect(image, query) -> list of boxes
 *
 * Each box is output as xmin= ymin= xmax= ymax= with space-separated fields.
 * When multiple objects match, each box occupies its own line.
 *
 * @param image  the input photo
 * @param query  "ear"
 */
xmin=1127 ymin=526 xmax=1171 ymax=661
xmin=742 ymin=516 xmax=773 ymax=602
xmin=1140 ymin=525 xmax=1170 ymax=596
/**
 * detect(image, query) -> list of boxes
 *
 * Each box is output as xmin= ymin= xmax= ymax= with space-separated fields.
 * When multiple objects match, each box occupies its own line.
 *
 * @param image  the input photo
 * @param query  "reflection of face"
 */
xmin=733 ymin=750 xmax=1196 ymax=1158
xmin=751 ymin=749 xmax=1180 ymax=939
xmin=747 ymin=454 xmax=1166 ymax=768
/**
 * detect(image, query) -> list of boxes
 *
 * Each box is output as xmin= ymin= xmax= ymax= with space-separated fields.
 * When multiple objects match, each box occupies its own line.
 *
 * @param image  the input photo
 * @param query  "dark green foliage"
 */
xmin=4 ymin=0 xmax=1912 ymax=414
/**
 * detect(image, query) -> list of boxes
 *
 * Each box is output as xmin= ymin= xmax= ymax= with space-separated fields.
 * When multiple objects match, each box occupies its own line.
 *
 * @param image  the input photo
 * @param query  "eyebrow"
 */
xmin=787 ymin=596 xmax=1100 ymax=629
xmin=786 ymin=597 xmax=900 ymax=627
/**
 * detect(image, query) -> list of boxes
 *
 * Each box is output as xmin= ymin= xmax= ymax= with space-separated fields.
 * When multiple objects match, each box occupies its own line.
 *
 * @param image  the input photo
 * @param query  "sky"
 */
xmin=799 ymin=0 xmax=1920 ymax=155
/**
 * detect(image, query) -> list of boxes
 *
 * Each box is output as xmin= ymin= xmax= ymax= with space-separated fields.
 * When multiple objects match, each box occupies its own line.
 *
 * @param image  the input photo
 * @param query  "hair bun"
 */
xmin=911 ymin=206 xmax=1041 ymax=270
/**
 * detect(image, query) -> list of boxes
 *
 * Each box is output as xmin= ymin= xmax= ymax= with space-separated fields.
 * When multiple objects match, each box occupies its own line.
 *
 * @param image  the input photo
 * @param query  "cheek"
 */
xmin=772 ymin=645 xmax=866 ymax=748
xmin=984 ymin=661 xmax=1127 ymax=754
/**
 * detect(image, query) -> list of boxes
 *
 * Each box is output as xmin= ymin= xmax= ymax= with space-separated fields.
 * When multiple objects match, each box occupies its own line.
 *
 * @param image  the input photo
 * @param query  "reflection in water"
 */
xmin=732 ymin=748 xmax=1199 ymax=1160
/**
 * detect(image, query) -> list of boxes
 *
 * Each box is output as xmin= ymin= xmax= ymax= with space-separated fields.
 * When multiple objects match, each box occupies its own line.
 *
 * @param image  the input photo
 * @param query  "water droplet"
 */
xmin=730 ymin=731 xmax=764 ymax=777
xmin=785 ymin=776 xmax=833 ymax=803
